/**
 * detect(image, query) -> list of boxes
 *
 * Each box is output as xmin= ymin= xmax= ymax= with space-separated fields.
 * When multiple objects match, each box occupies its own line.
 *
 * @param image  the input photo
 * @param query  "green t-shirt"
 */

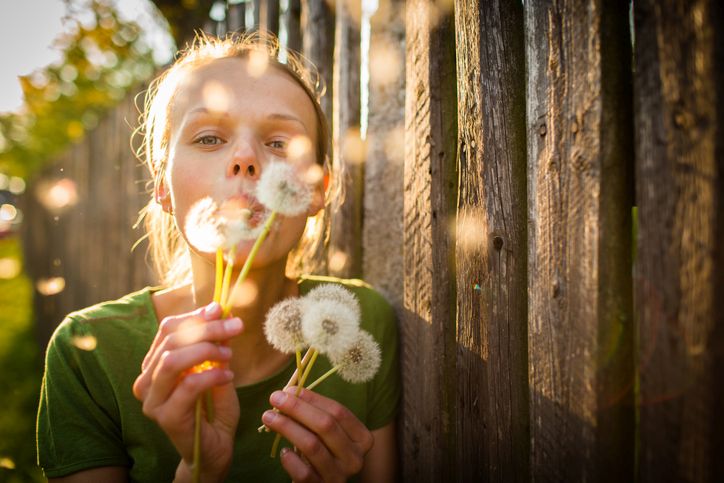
xmin=37 ymin=275 xmax=400 ymax=482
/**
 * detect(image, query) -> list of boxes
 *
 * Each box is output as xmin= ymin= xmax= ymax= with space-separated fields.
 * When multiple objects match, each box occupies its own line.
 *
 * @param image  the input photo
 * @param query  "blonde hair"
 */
xmin=133 ymin=32 xmax=340 ymax=286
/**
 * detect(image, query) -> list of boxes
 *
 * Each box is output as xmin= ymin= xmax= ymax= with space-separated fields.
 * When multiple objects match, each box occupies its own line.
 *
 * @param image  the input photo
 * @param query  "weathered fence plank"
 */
xmin=328 ymin=0 xmax=363 ymax=278
xmin=633 ymin=0 xmax=724 ymax=481
xmin=285 ymin=0 xmax=302 ymax=53
xmin=525 ymin=0 xmax=635 ymax=480
xmin=401 ymin=0 xmax=457 ymax=480
xmin=363 ymin=0 xmax=405 ymax=307
xmin=23 ymin=92 xmax=153 ymax=349
xmin=227 ymin=1 xmax=246 ymax=33
xmin=265 ymin=0 xmax=280 ymax=36
xmin=301 ymin=0 xmax=334 ymax=274
xmin=454 ymin=0 xmax=528 ymax=481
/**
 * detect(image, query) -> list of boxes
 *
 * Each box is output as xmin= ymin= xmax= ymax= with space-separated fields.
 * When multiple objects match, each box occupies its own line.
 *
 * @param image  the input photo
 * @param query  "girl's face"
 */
xmin=162 ymin=56 xmax=323 ymax=268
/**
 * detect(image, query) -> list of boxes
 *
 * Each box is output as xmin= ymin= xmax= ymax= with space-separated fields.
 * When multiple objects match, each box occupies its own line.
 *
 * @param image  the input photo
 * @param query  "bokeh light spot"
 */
xmin=0 ymin=258 xmax=21 ymax=279
xmin=37 ymin=277 xmax=66 ymax=296
xmin=202 ymin=80 xmax=232 ymax=113
xmin=72 ymin=335 xmax=97 ymax=351
xmin=36 ymin=178 xmax=79 ymax=212
xmin=228 ymin=279 xmax=258 ymax=308
xmin=246 ymin=49 xmax=269 ymax=78
xmin=342 ymin=128 xmax=367 ymax=165
xmin=329 ymin=250 xmax=349 ymax=272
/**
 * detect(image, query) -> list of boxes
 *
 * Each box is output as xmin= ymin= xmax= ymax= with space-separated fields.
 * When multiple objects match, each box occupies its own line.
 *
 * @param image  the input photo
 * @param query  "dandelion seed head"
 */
xmin=332 ymin=330 xmax=381 ymax=384
xmin=301 ymin=299 xmax=359 ymax=356
xmin=264 ymin=298 xmax=307 ymax=354
xmin=185 ymin=197 xmax=225 ymax=252
xmin=305 ymin=284 xmax=361 ymax=321
xmin=256 ymin=162 xmax=312 ymax=216
xmin=185 ymin=197 xmax=266 ymax=252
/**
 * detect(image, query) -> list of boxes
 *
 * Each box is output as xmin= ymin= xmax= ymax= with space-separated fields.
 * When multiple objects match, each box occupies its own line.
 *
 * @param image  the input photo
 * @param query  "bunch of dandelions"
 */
xmin=184 ymin=196 xmax=267 ymax=483
xmin=259 ymin=284 xmax=381 ymax=457
xmin=183 ymin=161 xmax=311 ymax=483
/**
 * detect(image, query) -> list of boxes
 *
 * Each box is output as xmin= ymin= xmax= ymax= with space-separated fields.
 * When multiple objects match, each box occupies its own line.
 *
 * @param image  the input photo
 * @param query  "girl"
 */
xmin=37 ymin=33 xmax=400 ymax=482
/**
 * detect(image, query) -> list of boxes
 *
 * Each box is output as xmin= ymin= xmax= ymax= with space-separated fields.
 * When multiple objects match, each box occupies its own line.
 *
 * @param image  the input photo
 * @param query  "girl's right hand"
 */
xmin=132 ymin=302 xmax=243 ymax=482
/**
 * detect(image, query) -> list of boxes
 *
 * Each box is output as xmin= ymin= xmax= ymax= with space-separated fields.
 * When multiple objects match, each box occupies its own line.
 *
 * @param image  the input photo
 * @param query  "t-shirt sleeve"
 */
xmin=360 ymin=289 xmax=401 ymax=431
xmin=37 ymin=316 xmax=129 ymax=478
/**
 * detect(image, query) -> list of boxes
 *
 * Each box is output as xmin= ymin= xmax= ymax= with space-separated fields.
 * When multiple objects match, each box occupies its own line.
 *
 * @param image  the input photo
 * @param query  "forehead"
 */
xmin=170 ymin=57 xmax=318 ymax=134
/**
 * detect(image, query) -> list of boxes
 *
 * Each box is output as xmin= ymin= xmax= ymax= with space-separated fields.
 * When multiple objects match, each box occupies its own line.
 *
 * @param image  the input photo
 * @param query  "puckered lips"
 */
xmin=219 ymin=194 xmax=268 ymax=228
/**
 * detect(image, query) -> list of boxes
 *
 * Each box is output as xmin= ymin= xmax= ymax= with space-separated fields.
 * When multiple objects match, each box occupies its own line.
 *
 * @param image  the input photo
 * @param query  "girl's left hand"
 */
xmin=262 ymin=387 xmax=374 ymax=483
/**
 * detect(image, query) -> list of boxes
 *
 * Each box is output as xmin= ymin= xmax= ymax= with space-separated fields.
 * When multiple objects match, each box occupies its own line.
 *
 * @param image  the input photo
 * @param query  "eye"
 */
xmin=267 ymin=139 xmax=287 ymax=150
xmin=194 ymin=135 xmax=225 ymax=146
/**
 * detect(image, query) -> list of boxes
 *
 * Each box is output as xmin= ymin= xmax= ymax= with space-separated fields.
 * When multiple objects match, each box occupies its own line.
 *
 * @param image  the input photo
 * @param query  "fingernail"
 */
xmin=271 ymin=391 xmax=287 ymax=406
xmin=280 ymin=447 xmax=289 ymax=457
xmin=204 ymin=302 xmax=221 ymax=316
xmin=219 ymin=346 xmax=232 ymax=357
xmin=224 ymin=317 xmax=242 ymax=332
xmin=262 ymin=410 xmax=276 ymax=424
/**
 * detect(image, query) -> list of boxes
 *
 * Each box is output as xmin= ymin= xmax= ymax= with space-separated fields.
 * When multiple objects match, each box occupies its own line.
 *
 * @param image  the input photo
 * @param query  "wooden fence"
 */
xmin=22 ymin=0 xmax=723 ymax=481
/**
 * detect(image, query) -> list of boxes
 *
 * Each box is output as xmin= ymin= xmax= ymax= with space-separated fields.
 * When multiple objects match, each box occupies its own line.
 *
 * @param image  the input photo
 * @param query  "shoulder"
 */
xmin=48 ymin=286 xmax=160 ymax=356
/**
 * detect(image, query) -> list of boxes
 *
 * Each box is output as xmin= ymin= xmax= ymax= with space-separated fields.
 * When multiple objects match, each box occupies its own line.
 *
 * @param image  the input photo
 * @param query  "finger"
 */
xmin=142 ymin=302 xmax=222 ymax=370
xmin=143 ymin=343 xmax=232 ymax=409
xmin=285 ymin=387 xmax=374 ymax=452
xmin=279 ymin=447 xmax=322 ymax=483
xmin=144 ymin=367 xmax=232 ymax=425
xmin=262 ymin=410 xmax=338 ymax=481
xmin=142 ymin=315 xmax=243 ymax=382
xmin=269 ymin=390 xmax=361 ymax=468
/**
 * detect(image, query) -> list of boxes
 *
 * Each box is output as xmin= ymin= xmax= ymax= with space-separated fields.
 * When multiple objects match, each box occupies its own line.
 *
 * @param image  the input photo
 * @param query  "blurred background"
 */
xmin=0 ymin=1 xmax=174 ymax=480
xmin=0 ymin=1 xmax=322 ymax=480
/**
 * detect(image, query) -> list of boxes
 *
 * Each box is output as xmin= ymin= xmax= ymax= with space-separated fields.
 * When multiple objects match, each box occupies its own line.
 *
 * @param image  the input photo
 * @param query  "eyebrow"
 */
xmin=186 ymin=108 xmax=308 ymax=131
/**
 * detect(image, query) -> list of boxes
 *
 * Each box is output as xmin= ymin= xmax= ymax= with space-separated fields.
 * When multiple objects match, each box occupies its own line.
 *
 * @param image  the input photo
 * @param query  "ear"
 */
xmin=154 ymin=176 xmax=173 ymax=213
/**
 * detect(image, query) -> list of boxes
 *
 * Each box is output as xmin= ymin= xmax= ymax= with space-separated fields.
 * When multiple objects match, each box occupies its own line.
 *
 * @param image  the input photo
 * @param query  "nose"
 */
xmin=227 ymin=140 xmax=260 ymax=180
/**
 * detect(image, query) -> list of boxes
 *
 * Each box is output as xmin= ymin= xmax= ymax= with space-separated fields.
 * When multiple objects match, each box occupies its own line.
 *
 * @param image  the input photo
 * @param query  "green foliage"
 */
xmin=0 ymin=0 xmax=160 ymax=178
xmin=0 ymin=237 xmax=43 ymax=483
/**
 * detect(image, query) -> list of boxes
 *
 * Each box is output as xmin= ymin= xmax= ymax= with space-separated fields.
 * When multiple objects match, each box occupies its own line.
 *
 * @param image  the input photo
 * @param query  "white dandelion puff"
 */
xmin=218 ymin=199 xmax=269 ymax=244
xmin=330 ymin=330 xmax=381 ymax=384
xmin=185 ymin=197 xmax=266 ymax=252
xmin=304 ymin=284 xmax=361 ymax=321
xmin=264 ymin=297 xmax=307 ymax=354
xmin=185 ymin=197 xmax=224 ymax=253
xmin=256 ymin=161 xmax=312 ymax=216
xmin=301 ymin=299 xmax=359 ymax=356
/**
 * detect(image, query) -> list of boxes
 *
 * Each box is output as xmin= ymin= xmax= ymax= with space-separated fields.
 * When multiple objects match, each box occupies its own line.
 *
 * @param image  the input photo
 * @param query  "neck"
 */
xmin=188 ymin=250 xmax=298 ymax=385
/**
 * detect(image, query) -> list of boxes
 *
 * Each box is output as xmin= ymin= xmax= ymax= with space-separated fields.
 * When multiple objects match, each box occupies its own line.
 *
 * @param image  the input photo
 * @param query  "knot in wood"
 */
xmin=493 ymin=236 xmax=504 ymax=251
xmin=538 ymin=123 xmax=547 ymax=137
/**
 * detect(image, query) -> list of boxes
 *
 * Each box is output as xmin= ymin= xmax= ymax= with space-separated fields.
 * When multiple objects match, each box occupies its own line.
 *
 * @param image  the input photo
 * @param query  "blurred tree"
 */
xmin=0 ymin=0 xmax=164 ymax=178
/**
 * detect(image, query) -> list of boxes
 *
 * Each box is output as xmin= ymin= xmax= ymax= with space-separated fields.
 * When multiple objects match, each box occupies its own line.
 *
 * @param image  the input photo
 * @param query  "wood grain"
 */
xmin=633 ymin=0 xmax=724 ymax=481
xmin=454 ymin=0 xmax=528 ymax=480
xmin=328 ymin=0 xmax=363 ymax=278
xmin=363 ymin=0 xmax=405 ymax=307
xmin=525 ymin=0 xmax=635 ymax=480
xmin=401 ymin=0 xmax=457 ymax=480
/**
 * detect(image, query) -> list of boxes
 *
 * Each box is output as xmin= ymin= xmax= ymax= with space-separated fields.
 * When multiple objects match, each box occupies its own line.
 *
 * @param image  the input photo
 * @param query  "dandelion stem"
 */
xmin=305 ymin=365 xmax=340 ymax=392
xmin=296 ymin=348 xmax=318 ymax=391
xmin=213 ymin=249 xmax=223 ymax=303
xmin=192 ymin=398 xmax=202 ymax=483
xmin=270 ymin=349 xmax=319 ymax=458
xmin=257 ymin=347 xmax=314 ymax=433
xmin=219 ymin=245 xmax=236 ymax=310
xmin=295 ymin=347 xmax=302 ymax=377
xmin=222 ymin=211 xmax=278 ymax=317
